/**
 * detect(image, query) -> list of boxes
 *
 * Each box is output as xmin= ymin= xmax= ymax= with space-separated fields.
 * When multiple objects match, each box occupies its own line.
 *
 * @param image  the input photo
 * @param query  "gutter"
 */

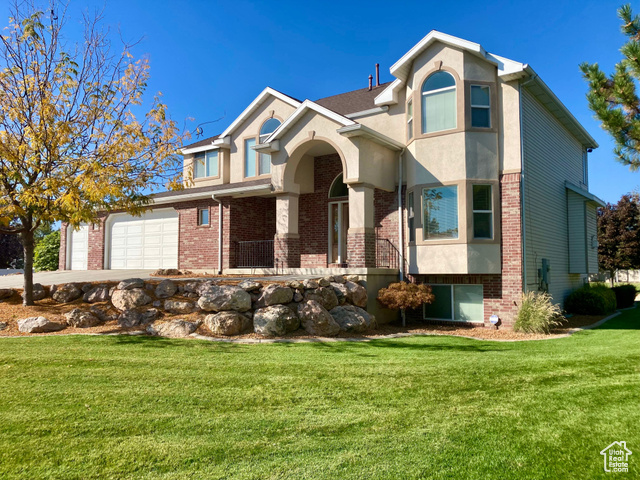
xmin=398 ymin=147 xmax=406 ymax=327
xmin=153 ymin=183 xmax=271 ymax=205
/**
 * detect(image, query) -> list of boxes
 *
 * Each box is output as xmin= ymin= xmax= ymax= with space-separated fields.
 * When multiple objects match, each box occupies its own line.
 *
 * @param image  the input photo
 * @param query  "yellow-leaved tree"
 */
xmin=0 ymin=1 xmax=187 ymax=305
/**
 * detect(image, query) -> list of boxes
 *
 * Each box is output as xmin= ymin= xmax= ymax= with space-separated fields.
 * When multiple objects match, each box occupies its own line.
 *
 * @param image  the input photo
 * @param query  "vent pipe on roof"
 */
xmin=375 ymin=63 xmax=380 ymax=86
xmin=368 ymin=74 xmax=373 ymax=91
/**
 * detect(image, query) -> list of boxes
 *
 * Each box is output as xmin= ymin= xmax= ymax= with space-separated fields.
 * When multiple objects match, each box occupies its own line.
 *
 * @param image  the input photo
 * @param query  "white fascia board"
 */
xmin=337 ymin=124 xmax=405 ymax=151
xmin=253 ymin=140 xmax=279 ymax=153
xmin=489 ymin=53 xmax=527 ymax=79
xmin=218 ymin=87 xmax=301 ymax=139
xmin=565 ymin=181 xmax=606 ymax=207
xmin=152 ymin=191 xmax=217 ymax=204
xmin=212 ymin=136 xmax=231 ymax=148
xmin=180 ymin=144 xmax=219 ymax=155
xmin=345 ymin=106 xmax=389 ymax=119
xmin=264 ymin=100 xmax=357 ymax=143
xmin=211 ymin=183 xmax=272 ymax=198
xmin=153 ymin=183 xmax=272 ymax=205
xmin=374 ymin=78 xmax=403 ymax=107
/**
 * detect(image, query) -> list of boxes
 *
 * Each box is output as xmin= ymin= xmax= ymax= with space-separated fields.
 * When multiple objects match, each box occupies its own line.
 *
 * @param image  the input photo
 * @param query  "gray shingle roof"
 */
xmin=314 ymin=82 xmax=392 ymax=116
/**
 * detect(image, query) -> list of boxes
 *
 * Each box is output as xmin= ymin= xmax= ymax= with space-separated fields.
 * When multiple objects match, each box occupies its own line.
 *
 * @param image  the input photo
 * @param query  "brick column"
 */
xmin=274 ymin=193 xmax=300 ymax=268
xmin=58 ymin=223 xmax=68 ymax=270
xmin=347 ymin=184 xmax=376 ymax=268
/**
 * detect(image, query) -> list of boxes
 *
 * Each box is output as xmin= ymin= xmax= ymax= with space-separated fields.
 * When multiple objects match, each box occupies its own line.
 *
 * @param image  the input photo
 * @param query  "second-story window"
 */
xmin=470 ymin=85 xmax=491 ymax=128
xmin=472 ymin=184 xmax=492 ymax=239
xmin=407 ymin=99 xmax=413 ymax=140
xmin=194 ymin=151 xmax=219 ymax=179
xmin=421 ymin=71 xmax=456 ymax=134
xmin=244 ymin=138 xmax=257 ymax=177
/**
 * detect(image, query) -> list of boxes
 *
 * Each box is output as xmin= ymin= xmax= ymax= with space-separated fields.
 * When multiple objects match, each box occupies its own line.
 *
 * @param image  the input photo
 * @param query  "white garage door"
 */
xmin=69 ymin=225 xmax=89 ymax=270
xmin=109 ymin=210 xmax=179 ymax=269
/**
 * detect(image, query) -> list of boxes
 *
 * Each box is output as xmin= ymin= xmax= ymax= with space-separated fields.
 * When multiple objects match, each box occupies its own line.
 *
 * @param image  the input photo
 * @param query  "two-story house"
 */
xmin=59 ymin=31 xmax=603 ymax=326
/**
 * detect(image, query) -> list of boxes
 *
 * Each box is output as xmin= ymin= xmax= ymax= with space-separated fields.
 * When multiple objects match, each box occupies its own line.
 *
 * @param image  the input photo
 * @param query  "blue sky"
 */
xmin=10 ymin=0 xmax=635 ymax=203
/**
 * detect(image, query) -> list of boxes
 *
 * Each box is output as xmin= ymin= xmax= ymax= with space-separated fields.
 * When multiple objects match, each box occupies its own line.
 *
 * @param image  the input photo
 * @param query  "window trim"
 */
xmin=422 ymin=284 xmax=484 ymax=323
xmin=472 ymin=184 xmax=493 ymax=240
xmin=197 ymin=207 xmax=210 ymax=227
xmin=470 ymin=84 xmax=491 ymax=129
xmin=421 ymin=71 xmax=457 ymax=135
xmin=193 ymin=150 xmax=220 ymax=180
xmin=406 ymin=98 xmax=414 ymax=141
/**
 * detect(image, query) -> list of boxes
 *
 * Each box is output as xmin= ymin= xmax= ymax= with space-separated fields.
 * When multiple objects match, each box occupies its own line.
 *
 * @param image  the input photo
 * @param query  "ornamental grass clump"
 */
xmin=377 ymin=282 xmax=434 ymax=326
xmin=514 ymin=291 xmax=563 ymax=334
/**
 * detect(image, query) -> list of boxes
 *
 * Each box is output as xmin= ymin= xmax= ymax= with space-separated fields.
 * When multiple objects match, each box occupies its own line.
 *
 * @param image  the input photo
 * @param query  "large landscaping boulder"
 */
xmin=329 ymin=282 xmax=348 ymax=305
xmin=302 ymin=279 xmax=319 ymax=290
xmin=0 ymin=288 xmax=14 ymax=300
xmin=65 ymin=309 xmax=101 ymax=328
xmin=82 ymin=285 xmax=111 ymax=303
xmin=344 ymin=281 xmax=368 ymax=308
xmin=253 ymin=305 xmax=299 ymax=337
xmin=32 ymin=283 xmax=47 ymax=301
xmin=255 ymin=284 xmax=293 ymax=307
xmin=111 ymin=288 xmax=152 ymax=311
xmin=155 ymin=279 xmax=177 ymax=299
xmin=17 ymin=316 xmax=65 ymax=333
xmin=147 ymin=319 xmax=200 ymax=338
xmin=205 ymin=311 xmax=252 ymax=336
xmin=238 ymin=280 xmax=262 ymax=292
xmin=117 ymin=278 xmax=145 ymax=290
xmin=297 ymin=300 xmax=340 ymax=337
xmin=90 ymin=305 xmax=118 ymax=323
xmin=329 ymin=305 xmax=375 ymax=333
xmin=303 ymin=287 xmax=339 ymax=311
xmin=197 ymin=285 xmax=251 ymax=312
xmin=117 ymin=308 xmax=159 ymax=328
xmin=52 ymin=283 xmax=82 ymax=303
xmin=164 ymin=300 xmax=194 ymax=314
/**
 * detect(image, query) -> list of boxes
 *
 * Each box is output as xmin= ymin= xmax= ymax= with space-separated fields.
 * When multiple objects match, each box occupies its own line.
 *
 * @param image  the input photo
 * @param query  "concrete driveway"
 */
xmin=0 ymin=270 xmax=158 ymax=289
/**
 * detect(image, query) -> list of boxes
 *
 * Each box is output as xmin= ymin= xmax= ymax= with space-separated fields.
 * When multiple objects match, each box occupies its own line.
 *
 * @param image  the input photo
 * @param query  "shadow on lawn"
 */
xmin=303 ymin=338 xmax=504 ymax=354
xmin=110 ymin=334 xmax=247 ymax=352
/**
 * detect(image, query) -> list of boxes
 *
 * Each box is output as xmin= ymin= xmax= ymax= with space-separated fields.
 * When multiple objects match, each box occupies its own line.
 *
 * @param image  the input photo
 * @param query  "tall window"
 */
xmin=408 ymin=191 xmax=415 ymax=242
xmin=470 ymin=85 xmax=491 ymax=128
xmin=424 ymin=284 xmax=483 ymax=322
xmin=244 ymin=138 xmax=257 ymax=177
xmin=258 ymin=118 xmax=281 ymax=176
xmin=421 ymin=71 xmax=456 ymax=134
xmin=407 ymin=99 xmax=413 ymax=140
xmin=472 ymin=184 xmax=492 ymax=239
xmin=422 ymin=185 xmax=458 ymax=240
xmin=193 ymin=151 xmax=219 ymax=179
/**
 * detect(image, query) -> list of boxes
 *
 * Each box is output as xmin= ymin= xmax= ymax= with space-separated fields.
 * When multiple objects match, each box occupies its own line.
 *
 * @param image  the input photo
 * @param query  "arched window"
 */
xmin=253 ymin=118 xmax=281 ymax=176
xmin=421 ymin=71 xmax=456 ymax=134
xmin=329 ymin=173 xmax=348 ymax=198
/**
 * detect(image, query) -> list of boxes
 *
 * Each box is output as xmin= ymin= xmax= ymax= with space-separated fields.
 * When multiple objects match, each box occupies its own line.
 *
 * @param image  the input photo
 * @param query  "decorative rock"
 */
xmin=141 ymin=308 xmax=161 ymax=323
xmin=155 ymin=279 xmax=178 ymax=299
xmin=89 ymin=305 xmax=117 ymax=323
xmin=117 ymin=310 xmax=143 ymax=328
xmin=205 ymin=311 xmax=252 ymax=336
xmin=31 ymin=283 xmax=47 ymax=301
xmin=197 ymin=285 xmax=251 ymax=312
xmin=153 ymin=268 xmax=181 ymax=276
xmin=196 ymin=281 xmax=218 ymax=296
xmin=253 ymin=305 xmax=299 ymax=336
xmin=164 ymin=300 xmax=194 ymax=314
xmin=256 ymin=284 xmax=293 ymax=307
xmin=318 ymin=277 xmax=331 ymax=287
xmin=329 ymin=282 xmax=348 ymax=305
xmin=330 ymin=305 xmax=375 ymax=333
xmin=293 ymin=291 xmax=304 ymax=303
xmin=0 ymin=322 xmax=7 ymax=331
xmin=117 ymin=278 xmax=145 ymax=290
xmin=303 ymin=287 xmax=339 ymax=311
xmin=183 ymin=281 xmax=201 ymax=294
xmin=52 ymin=283 xmax=82 ymax=303
xmin=152 ymin=300 xmax=162 ymax=308
xmin=333 ymin=275 xmax=346 ymax=284
xmin=344 ymin=281 xmax=368 ymax=308
xmin=297 ymin=300 xmax=340 ymax=337
xmin=111 ymin=288 xmax=152 ymax=311
xmin=81 ymin=283 xmax=93 ymax=293
xmin=82 ymin=285 xmax=111 ymax=303
xmin=0 ymin=288 xmax=14 ymax=300
xmin=286 ymin=280 xmax=303 ymax=289
xmin=145 ymin=283 xmax=155 ymax=291
xmin=65 ymin=308 xmax=101 ymax=328
xmin=302 ymin=279 xmax=319 ymax=290
xmin=147 ymin=319 xmax=200 ymax=338
xmin=17 ymin=317 xmax=65 ymax=333
xmin=238 ymin=280 xmax=262 ymax=292
xmin=345 ymin=275 xmax=360 ymax=283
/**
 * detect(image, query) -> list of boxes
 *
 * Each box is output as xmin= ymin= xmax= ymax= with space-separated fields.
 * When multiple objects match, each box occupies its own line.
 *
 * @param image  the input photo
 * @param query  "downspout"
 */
xmin=211 ymin=194 xmax=223 ymax=275
xmin=398 ymin=148 xmax=406 ymax=282
xmin=519 ymin=74 xmax=537 ymax=292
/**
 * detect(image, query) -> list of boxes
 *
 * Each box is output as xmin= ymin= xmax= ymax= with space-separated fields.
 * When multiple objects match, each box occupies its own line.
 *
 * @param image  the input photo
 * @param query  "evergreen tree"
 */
xmin=580 ymin=4 xmax=640 ymax=170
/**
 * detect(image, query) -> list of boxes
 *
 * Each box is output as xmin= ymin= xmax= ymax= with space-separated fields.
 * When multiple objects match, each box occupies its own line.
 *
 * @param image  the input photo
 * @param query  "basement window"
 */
xmin=423 ymin=284 xmax=483 ymax=322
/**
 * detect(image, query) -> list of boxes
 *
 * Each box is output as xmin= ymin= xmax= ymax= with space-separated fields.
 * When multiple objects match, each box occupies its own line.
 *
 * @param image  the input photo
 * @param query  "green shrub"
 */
xmin=514 ymin=291 xmax=563 ymax=334
xmin=33 ymin=230 xmax=60 ymax=272
xmin=564 ymin=284 xmax=617 ymax=315
xmin=611 ymin=284 xmax=637 ymax=309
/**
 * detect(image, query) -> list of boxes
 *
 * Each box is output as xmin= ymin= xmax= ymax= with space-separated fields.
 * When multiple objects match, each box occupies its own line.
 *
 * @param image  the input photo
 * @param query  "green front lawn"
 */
xmin=0 ymin=309 xmax=638 ymax=479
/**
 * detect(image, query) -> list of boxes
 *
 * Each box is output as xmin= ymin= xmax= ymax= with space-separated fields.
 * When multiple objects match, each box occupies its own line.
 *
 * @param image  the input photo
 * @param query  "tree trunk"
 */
xmin=610 ymin=269 xmax=615 ymax=288
xmin=21 ymin=229 xmax=35 ymax=306
xmin=401 ymin=308 xmax=406 ymax=327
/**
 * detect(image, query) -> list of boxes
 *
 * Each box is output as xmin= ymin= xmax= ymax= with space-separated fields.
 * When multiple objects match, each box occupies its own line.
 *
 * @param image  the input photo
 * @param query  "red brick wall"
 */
xmin=175 ymin=199 xmax=219 ymax=270
xmin=374 ymin=186 xmax=407 ymax=270
xmin=299 ymin=154 xmax=344 ymax=267
xmin=87 ymin=215 xmax=107 ymax=270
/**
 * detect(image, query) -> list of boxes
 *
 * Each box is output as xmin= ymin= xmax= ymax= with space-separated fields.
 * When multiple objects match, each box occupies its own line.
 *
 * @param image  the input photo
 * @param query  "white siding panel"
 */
xmin=586 ymin=203 xmax=598 ymax=274
xmin=567 ymin=191 xmax=587 ymax=274
xmin=522 ymin=89 xmax=586 ymax=304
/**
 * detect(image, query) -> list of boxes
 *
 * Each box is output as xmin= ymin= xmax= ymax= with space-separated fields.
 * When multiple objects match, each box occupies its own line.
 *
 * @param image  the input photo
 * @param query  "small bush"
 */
xmin=33 ymin=230 xmax=60 ymax=272
xmin=564 ymin=284 xmax=617 ymax=315
xmin=377 ymin=282 xmax=434 ymax=311
xmin=514 ymin=291 xmax=563 ymax=334
xmin=611 ymin=284 xmax=637 ymax=309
